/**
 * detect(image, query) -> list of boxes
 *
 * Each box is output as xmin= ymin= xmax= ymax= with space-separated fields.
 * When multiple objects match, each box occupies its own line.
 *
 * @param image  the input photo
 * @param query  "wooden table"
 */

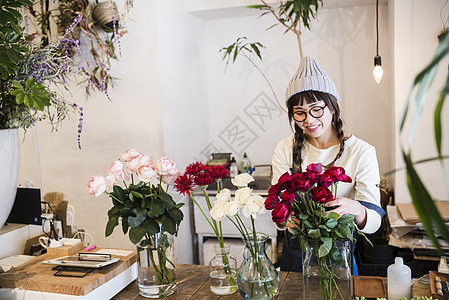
xmin=113 ymin=264 xmax=432 ymax=299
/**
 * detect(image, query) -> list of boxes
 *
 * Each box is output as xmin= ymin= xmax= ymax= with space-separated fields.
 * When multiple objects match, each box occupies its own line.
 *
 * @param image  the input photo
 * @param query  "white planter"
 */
xmin=0 ymin=128 xmax=19 ymax=231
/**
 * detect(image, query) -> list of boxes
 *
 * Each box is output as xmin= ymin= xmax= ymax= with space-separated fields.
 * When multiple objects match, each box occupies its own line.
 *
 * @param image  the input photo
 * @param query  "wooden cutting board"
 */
xmin=397 ymin=202 xmax=449 ymax=223
xmin=3 ymin=248 xmax=136 ymax=296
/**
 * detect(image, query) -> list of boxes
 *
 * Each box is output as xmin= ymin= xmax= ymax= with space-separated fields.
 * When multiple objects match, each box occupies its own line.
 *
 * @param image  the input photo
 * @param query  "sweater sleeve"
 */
xmin=271 ymin=136 xmax=293 ymax=185
xmin=354 ymin=146 xmax=382 ymax=234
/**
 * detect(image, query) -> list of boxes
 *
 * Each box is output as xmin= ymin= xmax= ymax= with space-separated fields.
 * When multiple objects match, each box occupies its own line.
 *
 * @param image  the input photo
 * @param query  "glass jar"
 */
xmin=136 ymin=232 xmax=176 ymax=298
xmin=236 ymin=233 xmax=279 ymax=299
xmin=302 ymin=239 xmax=353 ymax=300
xmin=209 ymin=243 xmax=238 ymax=295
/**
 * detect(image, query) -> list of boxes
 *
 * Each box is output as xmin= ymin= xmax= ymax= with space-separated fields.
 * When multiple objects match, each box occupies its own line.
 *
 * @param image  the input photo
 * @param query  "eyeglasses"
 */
xmin=292 ymin=105 xmax=327 ymax=122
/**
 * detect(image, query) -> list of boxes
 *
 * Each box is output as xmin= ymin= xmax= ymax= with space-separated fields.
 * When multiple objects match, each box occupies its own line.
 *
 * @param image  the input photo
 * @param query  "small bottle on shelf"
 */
xmin=229 ymin=157 xmax=238 ymax=177
xmin=241 ymin=153 xmax=251 ymax=174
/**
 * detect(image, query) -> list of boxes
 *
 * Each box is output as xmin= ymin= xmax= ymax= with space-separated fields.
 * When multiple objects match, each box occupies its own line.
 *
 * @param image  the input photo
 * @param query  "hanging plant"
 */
xmin=26 ymin=0 xmax=134 ymax=98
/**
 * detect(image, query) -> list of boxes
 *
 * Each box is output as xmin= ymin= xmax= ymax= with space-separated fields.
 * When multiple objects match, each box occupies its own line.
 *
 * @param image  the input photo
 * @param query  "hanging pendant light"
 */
xmin=373 ymin=0 xmax=383 ymax=84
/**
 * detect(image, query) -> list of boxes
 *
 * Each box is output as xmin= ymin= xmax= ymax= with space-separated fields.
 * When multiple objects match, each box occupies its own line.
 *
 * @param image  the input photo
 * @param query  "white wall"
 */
xmin=392 ymin=0 xmax=449 ymax=203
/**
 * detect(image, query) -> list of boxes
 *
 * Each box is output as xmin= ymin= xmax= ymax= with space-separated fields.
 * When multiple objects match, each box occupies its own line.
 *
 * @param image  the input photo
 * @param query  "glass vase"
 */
xmin=236 ymin=233 xmax=279 ymax=299
xmin=137 ymin=232 xmax=176 ymax=298
xmin=302 ymin=239 xmax=353 ymax=300
xmin=209 ymin=243 xmax=238 ymax=295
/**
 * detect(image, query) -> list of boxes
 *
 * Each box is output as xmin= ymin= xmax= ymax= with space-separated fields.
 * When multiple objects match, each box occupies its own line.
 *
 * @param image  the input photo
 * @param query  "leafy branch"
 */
xmin=220 ymin=37 xmax=286 ymax=113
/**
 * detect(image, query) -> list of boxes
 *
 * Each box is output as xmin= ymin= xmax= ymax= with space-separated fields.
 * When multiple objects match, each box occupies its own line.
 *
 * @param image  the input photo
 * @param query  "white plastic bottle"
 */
xmin=387 ymin=257 xmax=411 ymax=300
xmin=241 ymin=153 xmax=251 ymax=174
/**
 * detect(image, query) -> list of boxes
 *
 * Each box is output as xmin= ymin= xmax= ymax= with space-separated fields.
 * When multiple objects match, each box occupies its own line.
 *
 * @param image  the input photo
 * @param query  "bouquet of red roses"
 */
xmin=264 ymin=163 xmax=358 ymax=300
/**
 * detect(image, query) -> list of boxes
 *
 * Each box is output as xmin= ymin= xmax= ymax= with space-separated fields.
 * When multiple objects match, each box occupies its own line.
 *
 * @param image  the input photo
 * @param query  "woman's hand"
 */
xmin=324 ymin=197 xmax=367 ymax=229
xmin=286 ymin=213 xmax=301 ymax=233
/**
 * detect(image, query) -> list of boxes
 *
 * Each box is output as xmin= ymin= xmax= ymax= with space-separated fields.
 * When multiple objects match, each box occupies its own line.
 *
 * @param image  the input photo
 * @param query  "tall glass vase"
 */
xmin=137 ymin=232 xmax=176 ymax=298
xmin=236 ymin=233 xmax=279 ymax=299
xmin=209 ymin=243 xmax=238 ymax=295
xmin=302 ymin=239 xmax=353 ymax=300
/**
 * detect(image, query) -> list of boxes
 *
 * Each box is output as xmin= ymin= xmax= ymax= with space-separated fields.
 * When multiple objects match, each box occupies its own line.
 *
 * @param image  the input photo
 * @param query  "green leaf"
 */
xmin=325 ymin=218 xmax=338 ymax=229
xmin=113 ymin=185 xmax=127 ymax=203
xmin=25 ymin=77 xmax=35 ymax=90
xmin=10 ymin=89 xmax=20 ymax=96
xmin=23 ymin=94 xmax=32 ymax=107
xmin=128 ymin=208 xmax=147 ymax=227
xmin=308 ymin=228 xmax=321 ymax=239
xmin=326 ymin=211 xmax=340 ymax=221
xmin=159 ymin=192 xmax=175 ymax=209
xmin=11 ymin=80 xmax=22 ymax=89
xmin=105 ymin=216 xmax=119 ymax=237
xmin=144 ymin=219 xmax=160 ymax=234
xmin=15 ymin=92 xmax=24 ymax=104
xmin=128 ymin=226 xmax=146 ymax=244
xmin=338 ymin=213 xmax=354 ymax=225
xmin=161 ymin=214 xmax=176 ymax=235
xmin=149 ymin=198 xmax=165 ymax=217
xmin=107 ymin=206 xmax=121 ymax=217
xmin=131 ymin=191 xmax=143 ymax=199
xmin=121 ymin=216 xmax=129 ymax=235
xmin=31 ymin=83 xmax=46 ymax=91
xmin=337 ymin=224 xmax=353 ymax=241
xmin=168 ymin=207 xmax=184 ymax=221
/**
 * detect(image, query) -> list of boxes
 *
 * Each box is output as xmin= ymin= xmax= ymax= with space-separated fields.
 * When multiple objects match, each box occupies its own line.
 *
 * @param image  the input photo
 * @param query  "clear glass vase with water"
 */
xmin=209 ymin=243 xmax=238 ymax=295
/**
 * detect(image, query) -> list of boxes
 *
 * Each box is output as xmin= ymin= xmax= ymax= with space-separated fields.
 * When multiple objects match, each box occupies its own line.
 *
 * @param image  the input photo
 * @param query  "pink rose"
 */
xmin=128 ymin=153 xmax=151 ymax=173
xmin=105 ymin=160 xmax=130 ymax=182
xmin=271 ymin=202 xmax=291 ymax=223
xmin=87 ymin=175 xmax=107 ymax=197
xmin=161 ymin=171 xmax=181 ymax=185
xmin=120 ymin=149 xmax=142 ymax=162
xmin=136 ymin=163 xmax=158 ymax=183
xmin=156 ymin=157 xmax=177 ymax=176
xmin=310 ymin=186 xmax=333 ymax=204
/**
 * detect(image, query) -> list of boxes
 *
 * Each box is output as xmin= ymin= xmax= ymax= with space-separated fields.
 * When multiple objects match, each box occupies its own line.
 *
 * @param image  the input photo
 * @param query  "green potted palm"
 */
xmin=0 ymin=0 xmax=82 ymax=230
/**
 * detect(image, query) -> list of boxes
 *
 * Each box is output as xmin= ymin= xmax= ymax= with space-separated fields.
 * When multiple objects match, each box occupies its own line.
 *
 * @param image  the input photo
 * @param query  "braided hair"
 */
xmin=287 ymin=90 xmax=345 ymax=173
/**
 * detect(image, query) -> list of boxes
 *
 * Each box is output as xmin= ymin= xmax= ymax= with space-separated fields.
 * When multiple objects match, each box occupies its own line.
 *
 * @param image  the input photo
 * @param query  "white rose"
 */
xmin=224 ymin=201 xmax=239 ymax=216
xmin=231 ymin=173 xmax=254 ymax=187
xmin=215 ymin=188 xmax=231 ymax=203
xmin=234 ymin=187 xmax=252 ymax=207
xmin=242 ymin=195 xmax=266 ymax=218
xmin=209 ymin=203 xmax=226 ymax=221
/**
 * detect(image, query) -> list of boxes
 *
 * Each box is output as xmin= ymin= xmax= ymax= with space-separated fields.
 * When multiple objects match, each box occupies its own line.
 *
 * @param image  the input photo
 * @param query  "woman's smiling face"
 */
xmin=292 ymin=100 xmax=334 ymax=140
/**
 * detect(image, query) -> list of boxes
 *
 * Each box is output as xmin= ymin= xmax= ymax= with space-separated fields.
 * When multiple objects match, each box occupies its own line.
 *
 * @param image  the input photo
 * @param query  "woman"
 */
xmin=272 ymin=56 xmax=385 ymax=272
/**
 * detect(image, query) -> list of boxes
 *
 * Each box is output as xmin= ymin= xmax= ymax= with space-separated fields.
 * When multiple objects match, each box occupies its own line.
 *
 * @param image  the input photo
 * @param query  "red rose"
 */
xmin=268 ymin=184 xmax=281 ymax=195
xmin=277 ymin=172 xmax=292 ymax=190
xmin=290 ymin=172 xmax=311 ymax=192
xmin=310 ymin=186 xmax=334 ymax=204
xmin=318 ymin=173 xmax=334 ymax=188
xmin=271 ymin=202 xmax=292 ymax=223
xmin=264 ymin=193 xmax=280 ymax=210
xmin=324 ymin=166 xmax=352 ymax=183
xmin=280 ymin=191 xmax=295 ymax=205
xmin=306 ymin=163 xmax=322 ymax=173
xmin=305 ymin=170 xmax=320 ymax=186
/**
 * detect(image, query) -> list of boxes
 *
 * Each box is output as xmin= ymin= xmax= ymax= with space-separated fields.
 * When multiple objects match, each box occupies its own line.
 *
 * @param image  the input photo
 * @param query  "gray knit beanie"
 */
xmin=285 ymin=56 xmax=339 ymax=102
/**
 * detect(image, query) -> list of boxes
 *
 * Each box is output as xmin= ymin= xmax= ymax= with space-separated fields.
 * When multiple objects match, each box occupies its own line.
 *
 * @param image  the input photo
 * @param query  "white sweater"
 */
xmin=272 ymin=134 xmax=382 ymax=234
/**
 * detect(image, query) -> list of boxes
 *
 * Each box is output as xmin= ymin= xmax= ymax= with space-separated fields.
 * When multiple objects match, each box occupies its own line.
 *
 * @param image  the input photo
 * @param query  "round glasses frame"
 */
xmin=292 ymin=105 xmax=327 ymax=122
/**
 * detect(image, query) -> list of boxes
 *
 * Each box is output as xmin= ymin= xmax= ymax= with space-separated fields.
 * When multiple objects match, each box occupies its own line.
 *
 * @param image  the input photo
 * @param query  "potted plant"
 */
xmin=0 ymin=0 xmax=82 ymax=230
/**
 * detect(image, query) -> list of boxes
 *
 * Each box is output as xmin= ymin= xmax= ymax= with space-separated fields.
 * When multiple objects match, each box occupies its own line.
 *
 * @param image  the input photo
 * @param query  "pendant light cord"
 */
xmin=376 ymin=0 xmax=379 ymax=56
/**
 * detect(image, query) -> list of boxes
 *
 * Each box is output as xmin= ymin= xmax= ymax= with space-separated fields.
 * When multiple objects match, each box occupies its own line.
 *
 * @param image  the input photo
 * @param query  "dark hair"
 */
xmin=286 ymin=90 xmax=345 ymax=173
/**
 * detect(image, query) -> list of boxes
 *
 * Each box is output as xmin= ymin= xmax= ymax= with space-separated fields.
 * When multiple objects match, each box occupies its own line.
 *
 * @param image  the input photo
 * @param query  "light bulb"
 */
xmin=373 ymin=55 xmax=383 ymax=84
xmin=373 ymin=65 xmax=383 ymax=84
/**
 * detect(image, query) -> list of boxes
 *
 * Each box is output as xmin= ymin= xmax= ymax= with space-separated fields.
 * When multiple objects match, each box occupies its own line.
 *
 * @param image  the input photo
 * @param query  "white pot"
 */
xmin=0 ymin=128 xmax=19 ymax=231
